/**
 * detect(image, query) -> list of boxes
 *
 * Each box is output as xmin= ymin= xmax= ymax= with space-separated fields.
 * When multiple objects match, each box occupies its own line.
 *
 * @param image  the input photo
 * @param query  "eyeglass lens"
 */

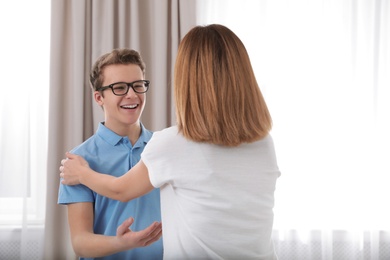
xmin=112 ymin=81 xmax=148 ymax=95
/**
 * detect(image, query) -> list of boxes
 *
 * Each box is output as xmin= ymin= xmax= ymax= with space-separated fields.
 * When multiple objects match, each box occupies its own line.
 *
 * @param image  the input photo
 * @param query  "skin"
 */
xmin=66 ymin=64 xmax=161 ymax=258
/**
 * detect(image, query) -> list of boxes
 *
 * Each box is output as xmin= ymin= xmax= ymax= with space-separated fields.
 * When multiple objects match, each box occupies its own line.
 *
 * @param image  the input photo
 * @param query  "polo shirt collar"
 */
xmin=96 ymin=122 xmax=151 ymax=147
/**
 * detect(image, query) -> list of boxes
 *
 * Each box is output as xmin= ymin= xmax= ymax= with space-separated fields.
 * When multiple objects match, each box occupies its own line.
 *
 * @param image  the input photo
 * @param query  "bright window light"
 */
xmin=0 ymin=0 xmax=50 ymax=225
xmin=197 ymin=0 xmax=390 ymax=232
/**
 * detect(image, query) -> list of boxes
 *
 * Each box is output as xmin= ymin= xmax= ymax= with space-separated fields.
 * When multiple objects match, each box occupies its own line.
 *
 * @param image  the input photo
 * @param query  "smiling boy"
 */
xmin=58 ymin=49 xmax=163 ymax=259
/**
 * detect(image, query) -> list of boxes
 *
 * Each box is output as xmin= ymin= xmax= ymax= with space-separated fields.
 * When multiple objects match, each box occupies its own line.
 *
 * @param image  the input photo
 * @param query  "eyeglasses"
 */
xmin=99 ymin=80 xmax=150 ymax=96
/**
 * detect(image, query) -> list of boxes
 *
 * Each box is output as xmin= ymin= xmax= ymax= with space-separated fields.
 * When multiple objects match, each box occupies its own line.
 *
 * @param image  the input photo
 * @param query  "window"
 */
xmin=0 ymin=0 xmax=50 ymax=226
xmin=197 ymin=0 xmax=390 ymax=231
xmin=197 ymin=0 xmax=390 ymax=258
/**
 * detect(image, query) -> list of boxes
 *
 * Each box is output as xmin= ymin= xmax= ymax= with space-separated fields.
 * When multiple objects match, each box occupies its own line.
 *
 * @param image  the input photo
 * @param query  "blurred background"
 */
xmin=0 ymin=0 xmax=389 ymax=259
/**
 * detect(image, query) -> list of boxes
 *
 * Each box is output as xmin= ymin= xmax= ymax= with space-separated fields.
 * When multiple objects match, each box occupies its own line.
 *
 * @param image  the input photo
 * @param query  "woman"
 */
xmin=61 ymin=24 xmax=280 ymax=259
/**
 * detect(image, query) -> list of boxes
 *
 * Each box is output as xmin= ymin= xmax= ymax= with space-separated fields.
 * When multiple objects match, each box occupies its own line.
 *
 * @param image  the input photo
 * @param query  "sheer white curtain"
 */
xmin=197 ymin=0 xmax=390 ymax=259
xmin=0 ymin=0 xmax=50 ymax=259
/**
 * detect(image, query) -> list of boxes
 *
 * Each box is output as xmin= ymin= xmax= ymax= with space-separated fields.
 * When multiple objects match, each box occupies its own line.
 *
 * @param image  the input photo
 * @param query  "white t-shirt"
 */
xmin=142 ymin=126 xmax=280 ymax=260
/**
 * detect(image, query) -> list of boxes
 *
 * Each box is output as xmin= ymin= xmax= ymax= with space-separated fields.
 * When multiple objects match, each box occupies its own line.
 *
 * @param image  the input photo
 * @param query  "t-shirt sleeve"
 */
xmin=58 ymin=183 xmax=95 ymax=204
xmin=141 ymin=130 xmax=171 ymax=189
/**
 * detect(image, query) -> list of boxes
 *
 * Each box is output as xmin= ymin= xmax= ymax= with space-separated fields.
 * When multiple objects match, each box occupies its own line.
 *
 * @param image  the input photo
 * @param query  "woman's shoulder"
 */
xmin=154 ymin=125 xmax=179 ymax=137
xmin=149 ymin=125 xmax=183 ymax=145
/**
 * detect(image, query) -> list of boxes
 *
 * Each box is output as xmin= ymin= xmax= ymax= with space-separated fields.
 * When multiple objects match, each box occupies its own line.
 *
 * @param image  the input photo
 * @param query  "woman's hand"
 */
xmin=60 ymin=152 xmax=90 ymax=185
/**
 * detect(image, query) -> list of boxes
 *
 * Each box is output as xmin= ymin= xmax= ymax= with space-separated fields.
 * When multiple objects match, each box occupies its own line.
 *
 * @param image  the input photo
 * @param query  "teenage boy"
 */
xmin=58 ymin=49 xmax=163 ymax=259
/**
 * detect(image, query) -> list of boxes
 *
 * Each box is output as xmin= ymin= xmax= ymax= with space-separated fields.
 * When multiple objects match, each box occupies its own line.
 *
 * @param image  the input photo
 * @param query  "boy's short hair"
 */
xmin=90 ymin=48 xmax=146 ymax=92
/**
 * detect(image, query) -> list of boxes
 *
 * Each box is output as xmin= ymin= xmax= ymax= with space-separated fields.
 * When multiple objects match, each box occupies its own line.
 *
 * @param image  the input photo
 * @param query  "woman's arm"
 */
xmin=60 ymin=152 xmax=154 ymax=202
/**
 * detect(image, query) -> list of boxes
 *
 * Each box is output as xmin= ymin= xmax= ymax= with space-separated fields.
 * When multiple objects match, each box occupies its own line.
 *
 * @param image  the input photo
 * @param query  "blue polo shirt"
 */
xmin=58 ymin=122 xmax=163 ymax=260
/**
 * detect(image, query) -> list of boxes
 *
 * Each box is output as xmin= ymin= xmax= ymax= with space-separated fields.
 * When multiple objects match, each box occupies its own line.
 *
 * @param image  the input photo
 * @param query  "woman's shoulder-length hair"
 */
xmin=174 ymin=24 xmax=272 ymax=147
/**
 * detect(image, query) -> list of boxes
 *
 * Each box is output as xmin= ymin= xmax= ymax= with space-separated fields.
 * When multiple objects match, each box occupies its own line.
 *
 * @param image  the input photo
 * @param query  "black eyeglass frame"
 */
xmin=99 ymin=80 xmax=150 ymax=95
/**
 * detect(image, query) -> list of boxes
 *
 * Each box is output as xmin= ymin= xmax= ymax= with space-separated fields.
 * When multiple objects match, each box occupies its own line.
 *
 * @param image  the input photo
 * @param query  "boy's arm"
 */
xmin=61 ymin=152 xmax=154 ymax=202
xmin=67 ymin=202 xmax=162 ymax=258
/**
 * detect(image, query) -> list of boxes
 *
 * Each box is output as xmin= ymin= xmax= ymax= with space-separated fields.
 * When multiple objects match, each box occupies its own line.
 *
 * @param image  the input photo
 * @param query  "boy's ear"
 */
xmin=94 ymin=91 xmax=104 ymax=106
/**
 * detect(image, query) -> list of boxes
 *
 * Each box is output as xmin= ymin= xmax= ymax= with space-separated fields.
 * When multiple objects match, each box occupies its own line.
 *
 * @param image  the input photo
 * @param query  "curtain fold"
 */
xmin=44 ymin=0 xmax=197 ymax=258
xmin=44 ymin=1 xmax=92 ymax=259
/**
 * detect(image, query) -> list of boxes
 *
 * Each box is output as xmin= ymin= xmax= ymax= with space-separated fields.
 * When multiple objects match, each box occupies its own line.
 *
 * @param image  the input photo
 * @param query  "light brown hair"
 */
xmin=89 ymin=48 xmax=146 ymax=93
xmin=174 ymin=24 xmax=272 ymax=147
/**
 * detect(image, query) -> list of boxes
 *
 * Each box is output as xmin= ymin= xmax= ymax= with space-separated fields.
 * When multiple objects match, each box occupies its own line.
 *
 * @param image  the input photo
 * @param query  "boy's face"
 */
xmin=95 ymin=63 xmax=146 ymax=133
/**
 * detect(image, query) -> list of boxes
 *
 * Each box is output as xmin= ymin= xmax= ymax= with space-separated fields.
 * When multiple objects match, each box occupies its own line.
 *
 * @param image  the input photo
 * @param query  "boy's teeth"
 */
xmin=122 ymin=105 xmax=137 ymax=109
